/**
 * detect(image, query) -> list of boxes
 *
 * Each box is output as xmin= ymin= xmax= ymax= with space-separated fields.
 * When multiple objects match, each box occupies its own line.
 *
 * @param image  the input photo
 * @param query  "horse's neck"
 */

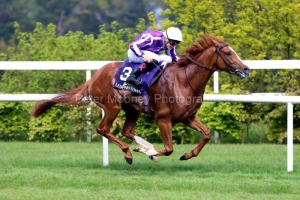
xmin=184 ymin=60 xmax=215 ymax=96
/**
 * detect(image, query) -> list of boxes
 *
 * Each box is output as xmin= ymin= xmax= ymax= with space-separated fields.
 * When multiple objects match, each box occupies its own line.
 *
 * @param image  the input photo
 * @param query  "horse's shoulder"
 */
xmin=164 ymin=62 xmax=183 ymax=77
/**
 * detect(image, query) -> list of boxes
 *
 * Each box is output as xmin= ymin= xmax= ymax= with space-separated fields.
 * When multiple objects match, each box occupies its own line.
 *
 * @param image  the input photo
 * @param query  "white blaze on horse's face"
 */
xmin=218 ymin=45 xmax=250 ymax=79
xmin=229 ymin=46 xmax=243 ymax=62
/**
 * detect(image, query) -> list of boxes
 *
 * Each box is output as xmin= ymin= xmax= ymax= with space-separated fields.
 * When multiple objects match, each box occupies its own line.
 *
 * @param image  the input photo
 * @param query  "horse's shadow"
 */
xmin=82 ymin=155 xmax=244 ymax=175
xmin=83 ymin=160 xmax=210 ymax=174
xmin=81 ymin=153 xmax=275 ymax=175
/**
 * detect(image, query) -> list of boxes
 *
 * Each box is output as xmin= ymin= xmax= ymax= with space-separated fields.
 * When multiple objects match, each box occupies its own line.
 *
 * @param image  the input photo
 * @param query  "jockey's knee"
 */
xmin=165 ymin=57 xmax=172 ymax=63
xmin=159 ymin=55 xmax=172 ymax=64
xmin=150 ymin=54 xmax=160 ymax=62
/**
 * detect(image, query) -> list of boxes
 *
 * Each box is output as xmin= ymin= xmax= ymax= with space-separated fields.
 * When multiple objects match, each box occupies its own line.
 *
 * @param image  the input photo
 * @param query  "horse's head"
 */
xmin=214 ymin=42 xmax=250 ymax=79
xmin=180 ymin=35 xmax=251 ymax=79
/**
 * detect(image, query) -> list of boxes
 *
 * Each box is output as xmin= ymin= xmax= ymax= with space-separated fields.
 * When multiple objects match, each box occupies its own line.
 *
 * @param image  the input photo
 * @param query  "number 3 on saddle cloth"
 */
xmin=114 ymin=60 xmax=164 ymax=113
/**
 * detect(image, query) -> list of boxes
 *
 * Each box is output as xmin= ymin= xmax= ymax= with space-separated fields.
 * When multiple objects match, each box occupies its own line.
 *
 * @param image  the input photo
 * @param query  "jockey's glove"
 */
xmin=142 ymin=54 xmax=152 ymax=63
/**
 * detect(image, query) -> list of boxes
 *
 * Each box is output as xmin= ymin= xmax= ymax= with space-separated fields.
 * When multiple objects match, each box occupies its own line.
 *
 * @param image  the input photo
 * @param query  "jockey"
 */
xmin=126 ymin=27 xmax=183 ymax=86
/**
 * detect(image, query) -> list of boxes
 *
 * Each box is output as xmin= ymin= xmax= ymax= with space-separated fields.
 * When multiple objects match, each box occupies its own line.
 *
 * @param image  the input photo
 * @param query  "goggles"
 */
xmin=169 ymin=39 xmax=180 ymax=46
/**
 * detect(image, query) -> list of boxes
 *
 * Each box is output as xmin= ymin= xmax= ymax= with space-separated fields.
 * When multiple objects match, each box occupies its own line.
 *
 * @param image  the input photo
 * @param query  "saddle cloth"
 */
xmin=114 ymin=60 xmax=163 ymax=95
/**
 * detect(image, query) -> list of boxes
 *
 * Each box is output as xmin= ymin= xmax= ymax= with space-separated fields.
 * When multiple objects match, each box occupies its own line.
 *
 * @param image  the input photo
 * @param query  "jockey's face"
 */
xmin=165 ymin=38 xmax=179 ymax=50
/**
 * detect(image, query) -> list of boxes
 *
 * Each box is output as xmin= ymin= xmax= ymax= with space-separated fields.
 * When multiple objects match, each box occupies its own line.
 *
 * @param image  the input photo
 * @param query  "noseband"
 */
xmin=184 ymin=43 xmax=238 ymax=94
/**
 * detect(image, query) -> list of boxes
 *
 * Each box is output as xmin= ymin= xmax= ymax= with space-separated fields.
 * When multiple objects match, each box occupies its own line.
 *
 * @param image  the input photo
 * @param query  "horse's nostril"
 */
xmin=244 ymin=66 xmax=251 ymax=73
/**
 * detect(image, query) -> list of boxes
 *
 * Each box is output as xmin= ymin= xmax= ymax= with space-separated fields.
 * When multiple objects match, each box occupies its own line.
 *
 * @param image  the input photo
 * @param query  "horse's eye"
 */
xmin=225 ymin=51 xmax=231 ymax=56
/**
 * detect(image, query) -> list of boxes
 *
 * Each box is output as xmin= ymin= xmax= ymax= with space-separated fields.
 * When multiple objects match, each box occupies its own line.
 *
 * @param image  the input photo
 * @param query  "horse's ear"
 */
xmin=206 ymin=34 xmax=223 ymax=45
xmin=211 ymin=38 xmax=220 ymax=45
xmin=210 ymin=38 xmax=217 ymax=43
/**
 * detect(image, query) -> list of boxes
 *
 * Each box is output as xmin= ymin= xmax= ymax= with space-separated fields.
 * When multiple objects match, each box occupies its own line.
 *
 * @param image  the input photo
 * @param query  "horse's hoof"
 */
xmin=149 ymin=156 xmax=158 ymax=163
xmin=180 ymin=153 xmax=187 ymax=160
xmin=124 ymin=156 xmax=133 ymax=165
xmin=133 ymin=145 xmax=140 ymax=152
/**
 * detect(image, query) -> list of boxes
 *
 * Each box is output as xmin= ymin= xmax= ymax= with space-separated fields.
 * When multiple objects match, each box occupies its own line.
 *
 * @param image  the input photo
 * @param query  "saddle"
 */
xmin=114 ymin=60 xmax=166 ymax=112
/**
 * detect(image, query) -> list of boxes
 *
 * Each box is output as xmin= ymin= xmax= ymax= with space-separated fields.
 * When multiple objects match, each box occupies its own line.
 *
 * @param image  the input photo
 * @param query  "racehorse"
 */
xmin=30 ymin=34 xmax=250 ymax=164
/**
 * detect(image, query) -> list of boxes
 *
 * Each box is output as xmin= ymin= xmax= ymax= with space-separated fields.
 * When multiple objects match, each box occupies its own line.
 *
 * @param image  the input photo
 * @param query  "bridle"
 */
xmin=184 ymin=43 xmax=239 ymax=94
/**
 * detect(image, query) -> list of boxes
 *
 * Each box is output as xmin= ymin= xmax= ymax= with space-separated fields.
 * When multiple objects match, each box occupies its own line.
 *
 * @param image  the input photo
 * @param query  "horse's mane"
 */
xmin=178 ymin=34 xmax=225 ymax=67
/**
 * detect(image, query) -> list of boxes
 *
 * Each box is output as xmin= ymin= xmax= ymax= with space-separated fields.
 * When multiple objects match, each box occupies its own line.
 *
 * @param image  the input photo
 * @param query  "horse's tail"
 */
xmin=30 ymin=80 xmax=91 ymax=118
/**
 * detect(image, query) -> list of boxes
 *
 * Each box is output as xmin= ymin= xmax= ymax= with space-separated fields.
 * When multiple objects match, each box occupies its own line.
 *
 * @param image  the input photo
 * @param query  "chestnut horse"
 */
xmin=30 ymin=34 xmax=250 ymax=164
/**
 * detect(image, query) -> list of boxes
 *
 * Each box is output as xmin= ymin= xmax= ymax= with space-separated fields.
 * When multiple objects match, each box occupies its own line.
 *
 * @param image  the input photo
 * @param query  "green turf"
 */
xmin=0 ymin=142 xmax=299 ymax=200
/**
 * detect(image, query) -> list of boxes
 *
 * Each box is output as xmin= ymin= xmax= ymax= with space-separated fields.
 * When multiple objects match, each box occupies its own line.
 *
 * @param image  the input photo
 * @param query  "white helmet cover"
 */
xmin=163 ymin=27 xmax=183 ymax=42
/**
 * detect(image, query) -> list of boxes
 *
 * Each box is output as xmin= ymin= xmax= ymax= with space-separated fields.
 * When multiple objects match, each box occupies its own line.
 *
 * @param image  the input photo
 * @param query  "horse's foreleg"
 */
xmin=96 ymin=107 xmax=133 ymax=164
xmin=154 ymin=119 xmax=174 ymax=156
xmin=180 ymin=116 xmax=210 ymax=160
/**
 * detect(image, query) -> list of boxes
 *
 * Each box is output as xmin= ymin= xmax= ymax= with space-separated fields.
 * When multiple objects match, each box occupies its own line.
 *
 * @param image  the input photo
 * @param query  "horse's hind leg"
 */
xmin=120 ymin=107 xmax=140 ymax=141
xmin=180 ymin=116 xmax=210 ymax=160
xmin=96 ymin=105 xmax=133 ymax=164
xmin=121 ymin=107 xmax=158 ymax=162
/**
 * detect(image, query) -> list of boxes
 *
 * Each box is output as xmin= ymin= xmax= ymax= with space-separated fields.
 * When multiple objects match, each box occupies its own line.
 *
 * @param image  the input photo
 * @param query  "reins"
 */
xmin=183 ymin=53 xmax=218 ymax=94
xmin=184 ymin=54 xmax=217 ymax=72
xmin=183 ymin=43 xmax=231 ymax=94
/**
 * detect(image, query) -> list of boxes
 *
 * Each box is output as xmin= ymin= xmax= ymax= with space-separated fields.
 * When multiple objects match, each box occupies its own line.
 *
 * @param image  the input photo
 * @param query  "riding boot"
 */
xmin=126 ymin=65 xmax=143 ymax=86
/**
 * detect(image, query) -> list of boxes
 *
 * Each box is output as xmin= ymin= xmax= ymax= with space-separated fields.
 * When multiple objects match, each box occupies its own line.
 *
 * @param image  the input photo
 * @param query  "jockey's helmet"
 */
xmin=163 ymin=27 xmax=183 ymax=42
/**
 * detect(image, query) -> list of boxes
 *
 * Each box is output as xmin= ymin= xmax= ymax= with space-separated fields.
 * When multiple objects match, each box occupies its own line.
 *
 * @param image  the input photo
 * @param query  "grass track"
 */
xmin=0 ymin=142 xmax=299 ymax=200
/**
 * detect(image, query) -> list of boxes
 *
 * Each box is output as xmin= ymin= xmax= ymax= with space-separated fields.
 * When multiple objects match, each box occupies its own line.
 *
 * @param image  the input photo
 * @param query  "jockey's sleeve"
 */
xmin=166 ymin=48 xmax=178 ymax=62
xmin=129 ymin=33 xmax=153 ymax=57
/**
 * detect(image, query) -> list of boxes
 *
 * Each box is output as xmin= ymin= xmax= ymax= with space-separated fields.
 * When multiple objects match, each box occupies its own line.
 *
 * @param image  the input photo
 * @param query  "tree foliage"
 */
xmin=0 ymin=102 xmax=31 ymax=141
